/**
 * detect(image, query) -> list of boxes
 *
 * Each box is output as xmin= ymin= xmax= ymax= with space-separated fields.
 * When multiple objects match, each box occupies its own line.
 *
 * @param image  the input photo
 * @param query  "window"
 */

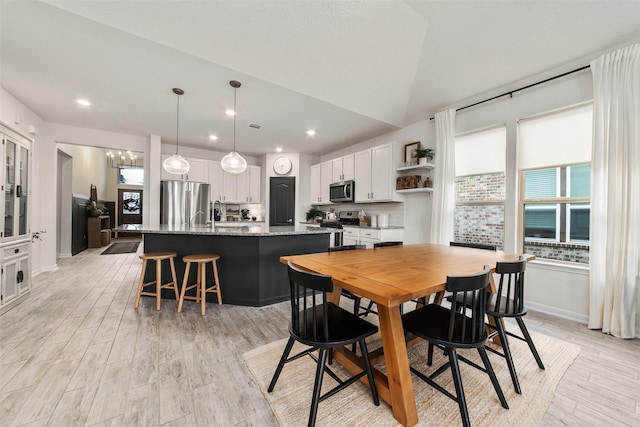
xmin=118 ymin=166 xmax=144 ymax=186
xmin=454 ymin=125 xmax=506 ymax=249
xmin=523 ymin=165 xmax=591 ymax=242
xmin=519 ymin=103 xmax=592 ymax=264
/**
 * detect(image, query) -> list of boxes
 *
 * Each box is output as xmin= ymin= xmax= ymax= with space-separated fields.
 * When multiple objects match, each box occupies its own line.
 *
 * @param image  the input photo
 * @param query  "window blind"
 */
xmin=519 ymin=103 xmax=592 ymax=170
xmin=455 ymin=125 xmax=506 ymax=176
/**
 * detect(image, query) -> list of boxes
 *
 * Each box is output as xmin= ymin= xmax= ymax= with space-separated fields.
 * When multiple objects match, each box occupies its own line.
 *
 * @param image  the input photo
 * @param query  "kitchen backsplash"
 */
xmin=318 ymin=202 xmax=404 ymax=226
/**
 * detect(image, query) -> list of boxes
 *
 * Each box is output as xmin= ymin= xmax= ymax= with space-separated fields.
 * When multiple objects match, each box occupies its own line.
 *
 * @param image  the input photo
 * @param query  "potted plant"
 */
xmin=413 ymin=147 xmax=435 ymax=165
xmin=305 ymin=207 xmax=324 ymax=223
xmin=86 ymin=200 xmax=107 ymax=217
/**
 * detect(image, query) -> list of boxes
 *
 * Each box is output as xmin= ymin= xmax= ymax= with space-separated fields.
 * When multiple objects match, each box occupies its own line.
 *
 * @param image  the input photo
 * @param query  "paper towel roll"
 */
xmin=371 ymin=215 xmax=378 ymax=227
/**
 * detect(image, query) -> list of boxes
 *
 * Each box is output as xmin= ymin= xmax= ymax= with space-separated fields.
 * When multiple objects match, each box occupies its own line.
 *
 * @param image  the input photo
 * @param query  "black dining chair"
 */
xmin=268 ymin=261 xmax=379 ymax=427
xmin=402 ymin=266 xmax=508 ymax=427
xmin=328 ymin=245 xmax=366 ymax=317
xmin=450 ymin=241 xmax=497 ymax=251
xmin=484 ymin=258 xmax=545 ymax=394
xmin=373 ymin=241 xmax=404 ymax=248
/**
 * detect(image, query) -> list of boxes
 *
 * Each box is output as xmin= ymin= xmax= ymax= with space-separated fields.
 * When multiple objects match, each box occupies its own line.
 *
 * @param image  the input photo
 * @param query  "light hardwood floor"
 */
xmin=1 ymin=244 xmax=639 ymax=426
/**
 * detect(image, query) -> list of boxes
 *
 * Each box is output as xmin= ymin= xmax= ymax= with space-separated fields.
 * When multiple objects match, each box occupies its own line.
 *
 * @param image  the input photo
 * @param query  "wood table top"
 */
xmin=281 ymin=243 xmax=526 ymax=307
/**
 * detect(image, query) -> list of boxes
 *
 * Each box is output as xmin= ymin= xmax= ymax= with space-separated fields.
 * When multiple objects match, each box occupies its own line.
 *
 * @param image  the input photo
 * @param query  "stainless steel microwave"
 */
xmin=329 ymin=180 xmax=355 ymax=203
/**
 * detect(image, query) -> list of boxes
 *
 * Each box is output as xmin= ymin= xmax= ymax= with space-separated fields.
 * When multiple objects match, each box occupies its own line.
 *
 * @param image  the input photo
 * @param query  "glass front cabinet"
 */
xmin=0 ymin=126 xmax=32 ymax=315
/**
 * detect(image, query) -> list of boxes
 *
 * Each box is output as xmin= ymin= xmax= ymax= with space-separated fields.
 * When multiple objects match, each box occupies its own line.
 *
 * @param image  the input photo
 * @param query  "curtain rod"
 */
xmin=429 ymin=64 xmax=591 ymax=120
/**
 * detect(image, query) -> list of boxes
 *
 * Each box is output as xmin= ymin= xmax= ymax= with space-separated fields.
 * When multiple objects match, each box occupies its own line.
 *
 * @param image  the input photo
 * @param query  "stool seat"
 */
xmin=134 ymin=252 xmax=179 ymax=311
xmin=178 ymin=253 xmax=222 ymax=315
xmin=182 ymin=254 xmax=220 ymax=263
xmin=139 ymin=251 xmax=178 ymax=261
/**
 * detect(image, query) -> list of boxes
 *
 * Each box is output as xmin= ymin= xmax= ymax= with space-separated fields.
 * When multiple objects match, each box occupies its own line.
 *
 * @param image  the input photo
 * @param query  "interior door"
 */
xmin=118 ymin=189 xmax=143 ymax=227
xmin=269 ymin=177 xmax=295 ymax=226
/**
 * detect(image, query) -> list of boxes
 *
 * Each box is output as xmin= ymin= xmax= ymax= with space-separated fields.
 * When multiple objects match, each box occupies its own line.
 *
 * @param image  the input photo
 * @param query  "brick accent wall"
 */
xmin=455 ymin=173 xmax=505 ymax=249
xmin=524 ymin=241 xmax=590 ymax=264
xmin=454 ymin=205 xmax=505 ymax=250
xmin=456 ymin=173 xmax=505 ymax=202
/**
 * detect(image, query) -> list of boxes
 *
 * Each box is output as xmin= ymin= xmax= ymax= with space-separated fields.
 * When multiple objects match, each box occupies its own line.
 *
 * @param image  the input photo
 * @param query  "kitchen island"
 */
xmin=124 ymin=224 xmax=335 ymax=306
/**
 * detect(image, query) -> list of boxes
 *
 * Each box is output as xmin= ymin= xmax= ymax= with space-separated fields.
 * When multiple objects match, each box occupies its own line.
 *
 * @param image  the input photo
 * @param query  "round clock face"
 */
xmin=273 ymin=156 xmax=292 ymax=175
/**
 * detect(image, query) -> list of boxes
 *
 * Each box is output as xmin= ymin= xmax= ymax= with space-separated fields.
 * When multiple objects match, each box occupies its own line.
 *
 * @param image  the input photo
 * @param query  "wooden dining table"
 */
xmin=280 ymin=243 xmax=528 ymax=427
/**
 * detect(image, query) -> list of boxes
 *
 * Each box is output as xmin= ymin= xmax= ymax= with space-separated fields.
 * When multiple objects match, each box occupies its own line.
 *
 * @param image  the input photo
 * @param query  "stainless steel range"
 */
xmin=319 ymin=211 xmax=361 ymax=247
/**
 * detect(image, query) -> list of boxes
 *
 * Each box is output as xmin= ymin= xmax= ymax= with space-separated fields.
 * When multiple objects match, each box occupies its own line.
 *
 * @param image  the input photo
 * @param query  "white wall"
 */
xmin=57 ymin=143 xmax=109 ymax=198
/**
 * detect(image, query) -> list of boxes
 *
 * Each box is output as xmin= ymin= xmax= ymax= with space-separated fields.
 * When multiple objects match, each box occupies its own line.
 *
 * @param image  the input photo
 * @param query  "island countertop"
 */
xmin=115 ymin=223 xmax=340 ymax=236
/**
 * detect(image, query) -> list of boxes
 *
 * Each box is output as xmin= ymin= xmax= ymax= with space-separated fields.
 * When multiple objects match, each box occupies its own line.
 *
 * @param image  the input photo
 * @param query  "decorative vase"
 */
xmin=418 ymin=157 xmax=427 ymax=165
xmin=89 ymin=209 xmax=102 ymax=217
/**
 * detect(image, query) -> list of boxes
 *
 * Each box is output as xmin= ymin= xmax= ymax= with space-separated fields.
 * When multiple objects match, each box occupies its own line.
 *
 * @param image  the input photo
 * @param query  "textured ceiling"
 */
xmin=2 ymin=1 xmax=640 ymax=156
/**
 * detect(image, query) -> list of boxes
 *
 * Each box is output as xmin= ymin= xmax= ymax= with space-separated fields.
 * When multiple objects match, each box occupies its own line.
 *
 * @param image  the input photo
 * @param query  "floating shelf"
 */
xmin=396 ymin=163 xmax=434 ymax=171
xmin=396 ymin=188 xmax=434 ymax=194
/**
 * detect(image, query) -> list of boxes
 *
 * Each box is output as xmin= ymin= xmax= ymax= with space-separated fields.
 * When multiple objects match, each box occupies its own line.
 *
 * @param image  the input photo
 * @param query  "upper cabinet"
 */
xmin=209 ymin=161 xmax=260 ymax=204
xmin=310 ymin=161 xmax=333 ymax=205
xmin=332 ymin=154 xmax=354 ymax=182
xmin=237 ymin=165 xmax=261 ymax=203
xmin=2 ymin=132 xmax=30 ymax=240
xmin=354 ymin=143 xmax=398 ymax=203
xmin=209 ymin=161 xmax=224 ymax=202
xmin=161 ymin=156 xmax=209 ymax=182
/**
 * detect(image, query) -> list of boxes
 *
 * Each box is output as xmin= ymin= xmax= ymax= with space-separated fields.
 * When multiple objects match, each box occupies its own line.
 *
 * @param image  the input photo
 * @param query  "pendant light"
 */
xmin=220 ymin=80 xmax=247 ymax=174
xmin=163 ymin=88 xmax=191 ymax=175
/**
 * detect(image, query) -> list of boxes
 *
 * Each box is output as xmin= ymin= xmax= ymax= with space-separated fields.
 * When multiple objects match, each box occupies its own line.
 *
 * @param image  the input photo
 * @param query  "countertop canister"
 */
xmin=378 ymin=213 xmax=389 ymax=228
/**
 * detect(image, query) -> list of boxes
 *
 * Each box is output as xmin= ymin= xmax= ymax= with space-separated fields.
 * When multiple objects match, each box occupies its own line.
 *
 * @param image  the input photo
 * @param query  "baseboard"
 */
xmin=527 ymin=300 xmax=589 ymax=325
xmin=32 ymin=264 xmax=59 ymax=277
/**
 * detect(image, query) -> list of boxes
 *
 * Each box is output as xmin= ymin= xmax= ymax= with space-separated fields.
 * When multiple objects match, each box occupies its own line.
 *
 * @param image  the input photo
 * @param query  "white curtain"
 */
xmin=430 ymin=108 xmax=456 ymax=245
xmin=588 ymin=43 xmax=640 ymax=338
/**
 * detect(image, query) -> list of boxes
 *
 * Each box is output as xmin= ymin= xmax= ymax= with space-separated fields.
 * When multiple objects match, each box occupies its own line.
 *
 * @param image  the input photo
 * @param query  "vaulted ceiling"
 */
xmin=2 ymin=1 xmax=639 ymax=156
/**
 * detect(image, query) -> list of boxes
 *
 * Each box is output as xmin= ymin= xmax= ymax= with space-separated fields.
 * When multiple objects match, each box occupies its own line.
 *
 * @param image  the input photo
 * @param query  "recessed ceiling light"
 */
xmin=225 ymin=109 xmax=236 ymax=116
xmin=276 ymin=147 xmax=283 ymax=152
xmin=209 ymin=135 xmax=219 ymax=141
xmin=76 ymin=98 xmax=91 ymax=107
xmin=306 ymin=129 xmax=316 ymax=136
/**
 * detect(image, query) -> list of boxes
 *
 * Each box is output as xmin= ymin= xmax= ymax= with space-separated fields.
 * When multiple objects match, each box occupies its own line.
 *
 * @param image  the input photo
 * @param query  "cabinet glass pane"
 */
xmin=19 ymin=146 xmax=28 ymax=235
xmin=5 ymin=140 xmax=16 ymax=237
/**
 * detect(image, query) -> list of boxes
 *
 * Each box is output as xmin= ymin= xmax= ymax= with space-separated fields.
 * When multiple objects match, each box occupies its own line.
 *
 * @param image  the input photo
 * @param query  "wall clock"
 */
xmin=273 ymin=156 xmax=293 ymax=175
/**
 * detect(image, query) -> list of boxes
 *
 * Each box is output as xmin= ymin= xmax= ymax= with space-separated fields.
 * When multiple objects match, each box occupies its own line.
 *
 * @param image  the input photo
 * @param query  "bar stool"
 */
xmin=177 ymin=254 xmax=222 ymax=315
xmin=134 ymin=252 xmax=179 ymax=311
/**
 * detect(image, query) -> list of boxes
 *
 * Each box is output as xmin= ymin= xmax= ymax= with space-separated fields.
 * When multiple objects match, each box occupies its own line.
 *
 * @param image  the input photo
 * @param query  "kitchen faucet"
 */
xmin=212 ymin=200 xmax=224 ymax=229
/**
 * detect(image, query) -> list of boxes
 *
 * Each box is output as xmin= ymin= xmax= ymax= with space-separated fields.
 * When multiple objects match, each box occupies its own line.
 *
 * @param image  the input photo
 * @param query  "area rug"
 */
xmin=100 ymin=241 xmax=140 ymax=255
xmin=243 ymin=330 xmax=580 ymax=426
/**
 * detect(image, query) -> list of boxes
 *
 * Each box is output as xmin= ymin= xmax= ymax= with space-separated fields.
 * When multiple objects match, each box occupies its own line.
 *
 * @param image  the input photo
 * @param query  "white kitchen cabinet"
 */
xmin=332 ymin=154 xmax=354 ymax=182
xmin=0 ymin=125 xmax=31 ymax=316
xmin=354 ymin=143 xmax=397 ymax=203
xmin=1 ymin=242 xmax=30 ymax=314
xmin=237 ymin=166 xmax=261 ymax=203
xmin=209 ymin=161 xmax=224 ymax=202
xmin=309 ymin=161 xmax=333 ymax=205
xmin=222 ymin=172 xmax=237 ymax=203
xmin=341 ymin=226 xmax=404 ymax=249
xmin=161 ymin=156 xmax=209 ymax=182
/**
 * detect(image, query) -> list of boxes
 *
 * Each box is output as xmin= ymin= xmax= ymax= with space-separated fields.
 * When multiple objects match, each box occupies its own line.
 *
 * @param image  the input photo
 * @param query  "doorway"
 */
xmin=269 ymin=177 xmax=295 ymax=226
xmin=118 ymin=189 xmax=143 ymax=237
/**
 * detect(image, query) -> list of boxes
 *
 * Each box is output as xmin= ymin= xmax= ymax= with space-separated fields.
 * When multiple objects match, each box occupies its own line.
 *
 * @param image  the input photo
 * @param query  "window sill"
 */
xmin=528 ymin=258 xmax=590 ymax=275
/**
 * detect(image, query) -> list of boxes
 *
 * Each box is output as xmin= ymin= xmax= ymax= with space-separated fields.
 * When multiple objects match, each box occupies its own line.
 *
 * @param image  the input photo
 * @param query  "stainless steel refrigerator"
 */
xmin=160 ymin=180 xmax=210 ymax=226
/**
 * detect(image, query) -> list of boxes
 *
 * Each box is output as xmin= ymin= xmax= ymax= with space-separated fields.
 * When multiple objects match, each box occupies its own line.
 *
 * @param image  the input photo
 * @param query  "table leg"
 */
xmin=377 ymin=304 xmax=418 ymax=427
xmin=488 ymin=272 xmax=506 ymax=346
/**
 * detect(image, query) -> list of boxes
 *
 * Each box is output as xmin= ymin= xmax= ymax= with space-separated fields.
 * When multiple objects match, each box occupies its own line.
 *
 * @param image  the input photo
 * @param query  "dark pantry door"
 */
xmin=269 ymin=177 xmax=295 ymax=226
